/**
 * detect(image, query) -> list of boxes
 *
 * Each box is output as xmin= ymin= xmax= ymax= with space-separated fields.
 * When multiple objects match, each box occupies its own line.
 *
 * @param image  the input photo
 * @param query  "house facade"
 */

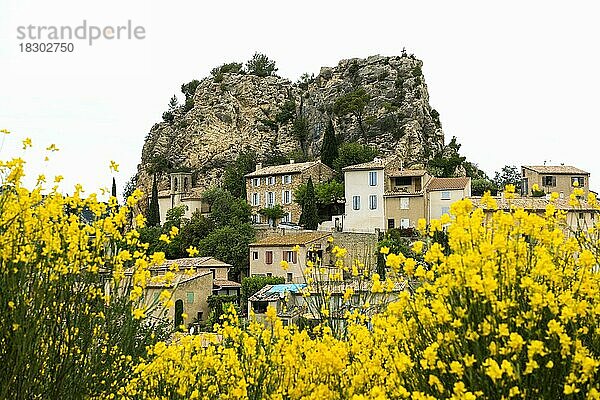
xmin=157 ymin=172 xmax=210 ymax=223
xmin=245 ymin=160 xmax=335 ymax=225
xmin=470 ymin=197 xmax=597 ymax=232
xmin=522 ymin=165 xmax=590 ymax=198
xmin=143 ymin=256 xmax=239 ymax=329
xmin=249 ymin=231 xmax=331 ymax=283
xmin=342 ymin=157 xmax=471 ymax=233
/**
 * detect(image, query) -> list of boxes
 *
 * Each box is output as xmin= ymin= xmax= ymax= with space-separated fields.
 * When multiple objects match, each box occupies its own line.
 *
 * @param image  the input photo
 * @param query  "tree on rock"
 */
xmin=246 ymin=53 xmax=277 ymax=77
xmin=300 ymin=177 xmax=319 ymax=230
xmin=320 ymin=119 xmax=339 ymax=168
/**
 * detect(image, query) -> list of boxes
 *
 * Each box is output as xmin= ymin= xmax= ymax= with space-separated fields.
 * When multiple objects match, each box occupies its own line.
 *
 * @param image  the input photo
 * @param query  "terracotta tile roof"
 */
xmin=470 ymin=197 xmax=597 ymax=211
xmin=151 ymin=257 xmax=231 ymax=270
xmin=213 ymin=279 xmax=241 ymax=288
xmin=387 ymin=169 xmax=428 ymax=177
xmin=523 ymin=165 xmax=589 ymax=175
xmin=427 ymin=177 xmax=470 ymax=191
xmin=245 ymin=161 xmax=332 ymax=177
xmin=342 ymin=158 xmax=386 ymax=171
xmin=146 ymin=271 xmax=212 ymax=289
xmin=250 ymin=231 xmax=331 ymax=247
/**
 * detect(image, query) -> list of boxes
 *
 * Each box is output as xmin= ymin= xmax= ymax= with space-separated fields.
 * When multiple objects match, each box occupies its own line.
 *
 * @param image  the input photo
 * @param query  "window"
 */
xmin=283 ymin=175 xmax=292 ymax=184
xmin=183 ymin=177 xmax=188 ymax=190
xmin=267 ymin=272 xmax=272 ymax=277
xmin=252 ymin=178 xmax=260 ymax=187
xmin=400 ymin=218 xmax=410 ymax=229
xmin=387 ymin=219 xmax=395 ymax=229
xmin=186 ymin=292 xmax=194 ymax=304
xmin=441 ymin=191 xmax=451 ymax=200
xmin=441 ymin=206 xmax=450 ymax=216
xmin=266 ymin=192 xmax=275 ymax=207
xmin=173 ymin=177 xmax=178 ymax=191
xmin=252 ymin=251 xmax=259 ymax=260
xmin=287 ymin=273 xmax=293 ymax=283
xmin=395 ymin=177 xmax=412 ymax=186
xmin=197 ymin=311 xmax=203 ymax=321
xmin=352 ymin=196 xmax=361 ymax=210
xmin=282 ymin=212 xmax=292 ymax=223
xmin=368 ymin=171 xmax=378 ymax=186
xmin=268 ymin=176 xmax=275 ymax=185
xmin=252 ymin=214 xmax=261 ymax=223
xmin=283 ymin=251 xmax=298 ymax=264
xmin=572 ymin=177 xmax=585 ymax=187
xmin=543 ymin=176 xmax=556 ymax=187
xmin=252 ymin=301 xmax=268 ymax=314
xmin=252 ymin=193 xmax=259 ymax=206
xmin=369 ymin=195 xmax=377 ymax=210
xmin=265 ymin=251 xmax=273 ymax=264
xmin=399 ymin=197 xmax=409 ymax=210
xmin=283 ymin=190 xmax=291 ymax=204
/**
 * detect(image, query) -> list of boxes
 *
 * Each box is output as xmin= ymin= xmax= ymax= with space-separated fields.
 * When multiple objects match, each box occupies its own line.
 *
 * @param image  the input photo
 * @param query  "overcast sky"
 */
xmin=1 ymin=0 xmax=599 ymax=197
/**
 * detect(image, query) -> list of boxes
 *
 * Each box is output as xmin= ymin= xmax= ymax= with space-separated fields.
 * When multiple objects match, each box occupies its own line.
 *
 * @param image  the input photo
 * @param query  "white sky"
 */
xmin=1 ymin=0 xmax=599 ymax=197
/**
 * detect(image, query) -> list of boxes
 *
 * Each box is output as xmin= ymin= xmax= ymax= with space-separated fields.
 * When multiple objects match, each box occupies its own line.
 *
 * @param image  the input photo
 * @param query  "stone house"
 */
xmin=157 ymin=171 xmax=210 ymax=223
xmin=342 ymin=157 xmax=471 ymax=233
xmin=470 ymin=196 xmax=597 ymax=233
xmin=143 ymin=256 xmax=240 ymax=328
xmin=245 ymin=160 xmax=335 ymax=225
xmin=521 ymin=165 xmax=590 ymax=198
xmin=249 ymin=231 xmax=331 ymax=283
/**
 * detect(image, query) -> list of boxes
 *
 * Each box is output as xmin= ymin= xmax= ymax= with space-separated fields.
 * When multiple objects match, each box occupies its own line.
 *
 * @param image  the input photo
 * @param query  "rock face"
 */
xmin=137 ymin=54 xmax=445 ymax=194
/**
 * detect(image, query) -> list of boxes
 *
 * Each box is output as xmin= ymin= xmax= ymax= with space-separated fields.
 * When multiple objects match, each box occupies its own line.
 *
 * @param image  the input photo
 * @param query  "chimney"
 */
xmin=289 ymin=159 xmax=295 ymax=164
xmin=255 ymin=163 xmax=263 ymax=171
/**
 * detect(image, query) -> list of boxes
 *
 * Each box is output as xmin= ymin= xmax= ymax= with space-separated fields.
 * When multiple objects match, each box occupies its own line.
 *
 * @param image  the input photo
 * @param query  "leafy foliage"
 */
xmin=202 ymin=187 xmax=252 ymax=228
xmin=199 ymin=223 xmax=255 ymax=281
xmin=246 ymin=52 xmax=277 ymax=77
xmin=471 ymin=178 xmax=498 ymax=196
xmin=222 ymin=151 xmax=256 ymax=199
xmin=332 ymin=142 xmax=379 ymax=177
xmin=275 ymin=100 xmax=296 ymax=125
xmin=427 ymin=136 xmax=467 ymax=178
xmin=333 ymin=87 xmax=371 ymax=134
xmin=259 ymin=205 xmax=286 ymax=227
xmin=493 ymin=165 xmax=522 ymax=192
xmin=294 ymin=180 xmax=344 ymax=222
xmin=320 ymin=119 xmax=338 ymax=168
xmin=211 ymin=62 xmax=244 ymax=82
xmin=299 ymin=177 xmax=319 ymax=230
xmin=147 ymin=174 xmax=160 ymax=227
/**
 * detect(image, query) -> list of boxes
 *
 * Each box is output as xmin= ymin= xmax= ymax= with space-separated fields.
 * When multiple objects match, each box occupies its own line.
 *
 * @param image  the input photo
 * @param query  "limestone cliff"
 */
xmin=137 ymin=54 xmax=445 ymax=194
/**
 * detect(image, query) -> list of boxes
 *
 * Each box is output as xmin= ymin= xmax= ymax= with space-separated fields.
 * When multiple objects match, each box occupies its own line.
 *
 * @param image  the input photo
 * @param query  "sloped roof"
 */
xmin=427 ymin=177 xmax=470 ymax=191
xmin=213 ymin=279 xmax=241 ymax=289
xmin=248 ymin=284 xmax=306 ymax=302
xmin=387 ymin=169 xmax=428 ymax=177
xmin=152 ymin=257 xmax=231 ymax=270
xmin=245 ymin=161 xmax=332 ymax=177
xmin=523 ymin=165 xmax=589 ymax=175
xmin=250 ymin=231 xmax=331 ymax=247
xmin=342 ymin=158 xmax=386 ymax=171
xmin=146 ymin=271 xmax=212 ymax=289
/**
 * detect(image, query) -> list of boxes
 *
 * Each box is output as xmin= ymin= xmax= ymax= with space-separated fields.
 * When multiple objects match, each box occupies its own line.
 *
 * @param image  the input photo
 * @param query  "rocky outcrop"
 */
xmin=137 ymin=54 xmax=445 ymax=194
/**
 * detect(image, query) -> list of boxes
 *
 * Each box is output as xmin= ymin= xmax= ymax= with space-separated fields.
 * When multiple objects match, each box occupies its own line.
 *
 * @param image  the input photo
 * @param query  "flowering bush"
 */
xmin=0 ymin=140 xmax=171 ymax=399
xmin=121 ymin=193 xmax=600 ymax=399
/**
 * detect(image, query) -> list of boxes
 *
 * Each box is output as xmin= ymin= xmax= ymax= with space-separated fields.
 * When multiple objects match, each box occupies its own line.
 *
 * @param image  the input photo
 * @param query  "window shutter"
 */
xmin=292 ymin=251 xmax=297 ymax=264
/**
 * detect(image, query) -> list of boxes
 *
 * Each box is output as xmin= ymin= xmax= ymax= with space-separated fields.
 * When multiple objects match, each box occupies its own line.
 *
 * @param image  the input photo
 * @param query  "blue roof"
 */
xmin=267 ymin=284 xmax=306 ymax=294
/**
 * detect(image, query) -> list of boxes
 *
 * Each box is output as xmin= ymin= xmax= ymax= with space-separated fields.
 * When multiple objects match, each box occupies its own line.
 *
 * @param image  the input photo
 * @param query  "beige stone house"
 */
xmin=343 ymin=157 xmax=471 ymax=232
xmin=143 ymin=256 xmax=240 ymax=328
xmin=470 ymin=196 xmax=597 ymax=232
xmin=245 ymin=160 xmax=335 ymax=225
xmin=249 ymin=231 xmax=331 ymax=283
xmin=521 ymin=165 xmax=590 ymax=198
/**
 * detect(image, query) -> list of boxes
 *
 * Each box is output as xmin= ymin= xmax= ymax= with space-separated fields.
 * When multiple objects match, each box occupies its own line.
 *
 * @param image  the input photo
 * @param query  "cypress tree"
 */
xmin=147 ymin=174 xmax=161 ymax=227
xmin=301 ymin=177 xmax=319 ymax=230
xmin=320 ymin=119 xmax=338 ymax=167
xmin=111 ymin=177 xmax=117 ymax=198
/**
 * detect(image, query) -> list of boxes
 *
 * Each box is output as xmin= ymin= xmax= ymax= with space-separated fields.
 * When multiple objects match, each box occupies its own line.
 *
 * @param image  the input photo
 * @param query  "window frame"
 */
xmin=441 ymin=191 xmax=451 ymax=200
xmin=352 ymin=195 xmax=361 ymax=210
xmin=265 ymin=251 xmax=273 ymax=265
xmin=368 ymin=171 xmax=378 ymax=186
xmin=369 ymin=194 xmax=377 ymax=210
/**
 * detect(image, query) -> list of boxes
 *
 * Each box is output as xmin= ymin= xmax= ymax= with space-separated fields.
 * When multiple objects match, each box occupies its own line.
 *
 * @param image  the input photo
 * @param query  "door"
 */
xmin=175 ymin=299 xmax=184 ymax=329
